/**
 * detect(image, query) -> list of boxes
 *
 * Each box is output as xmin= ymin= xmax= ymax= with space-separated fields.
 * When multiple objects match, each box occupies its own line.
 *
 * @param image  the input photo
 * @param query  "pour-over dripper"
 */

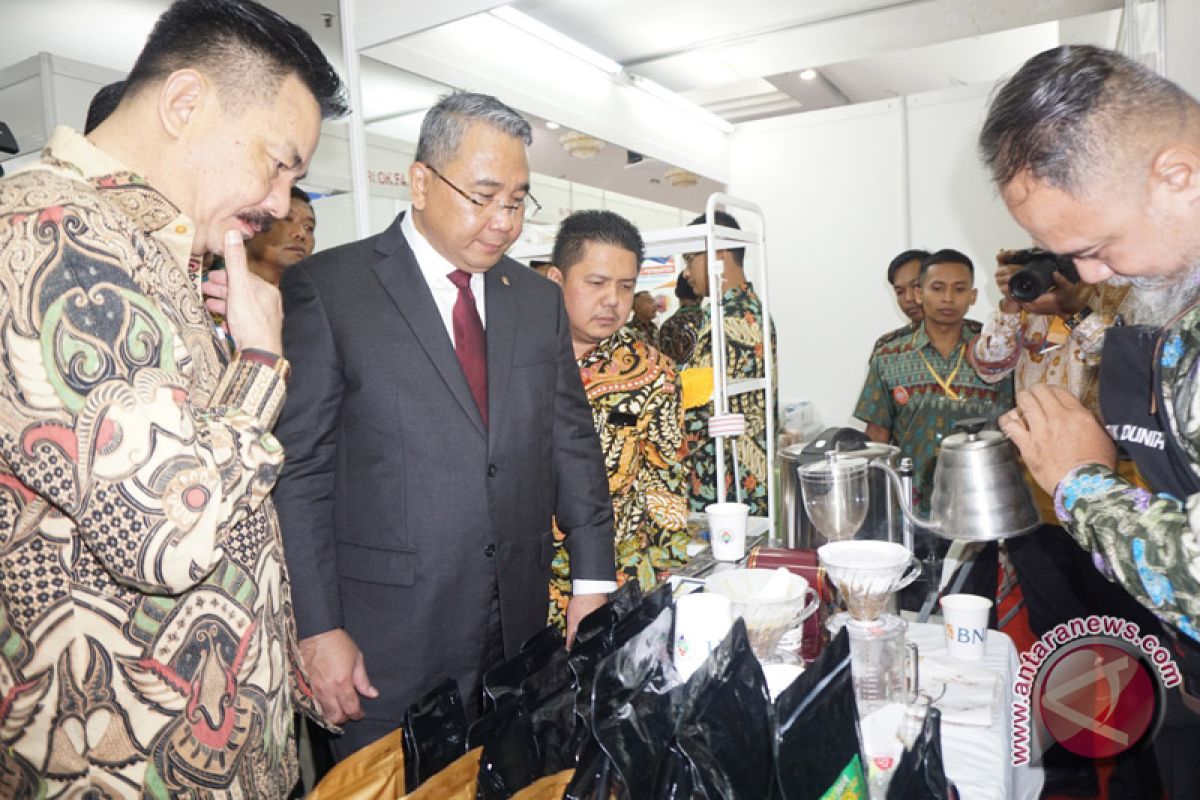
xmin=818 ymin=541 xmax=921 ymax=621
xmin=799 ymin=457 xmax=869 ymax=542
xmin=705 ymin=569 xmax=820 ymax=662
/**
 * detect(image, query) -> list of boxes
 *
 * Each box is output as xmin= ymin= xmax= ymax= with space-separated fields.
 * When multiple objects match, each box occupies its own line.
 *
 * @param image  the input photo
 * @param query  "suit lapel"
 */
xmin=484 ymin=261 xmax=518 ymax=447
xmin=370 ymin=218 xmax=486 ymax=437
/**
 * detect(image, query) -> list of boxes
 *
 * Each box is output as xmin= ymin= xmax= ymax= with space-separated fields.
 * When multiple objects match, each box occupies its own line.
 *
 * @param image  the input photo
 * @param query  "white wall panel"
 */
xmin=729 ymin=100 xmax=907 ymax=430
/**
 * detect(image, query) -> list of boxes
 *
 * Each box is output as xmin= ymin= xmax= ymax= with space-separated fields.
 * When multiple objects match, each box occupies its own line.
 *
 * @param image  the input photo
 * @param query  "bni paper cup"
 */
xmin=707 ymin=502 xmax=750 ymax=561
xmin=939 ymin=593 xmax=992 ymax=660
xmin=673 ymin=592 xmax=734 ymax=680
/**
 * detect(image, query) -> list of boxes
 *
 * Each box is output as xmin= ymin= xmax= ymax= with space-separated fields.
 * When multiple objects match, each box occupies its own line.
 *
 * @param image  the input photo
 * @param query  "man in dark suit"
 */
xmin=273 ymin=93 xmax=616 ymax=759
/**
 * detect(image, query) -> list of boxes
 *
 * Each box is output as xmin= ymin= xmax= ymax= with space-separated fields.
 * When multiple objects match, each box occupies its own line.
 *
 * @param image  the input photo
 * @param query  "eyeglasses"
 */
xmin=424 ymin=163 xmax=541 ymax=220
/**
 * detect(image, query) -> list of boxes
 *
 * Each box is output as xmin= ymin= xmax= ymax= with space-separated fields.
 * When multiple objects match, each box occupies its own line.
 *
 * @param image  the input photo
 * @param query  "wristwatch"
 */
xmin=1063 ymin=306 xmax=1093 ymax=332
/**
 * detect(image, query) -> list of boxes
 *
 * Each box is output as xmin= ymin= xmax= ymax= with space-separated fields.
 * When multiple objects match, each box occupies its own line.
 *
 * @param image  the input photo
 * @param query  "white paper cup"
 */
xmin=940 ymin=593 xmax=992 ymax=660
xmin=673 ymin=592 xmax=734 ymax=680
xmin=707 ymin=502 xmax=750 ymax=562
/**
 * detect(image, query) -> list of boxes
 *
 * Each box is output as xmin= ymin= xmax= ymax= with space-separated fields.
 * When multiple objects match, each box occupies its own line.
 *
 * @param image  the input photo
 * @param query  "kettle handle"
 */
xmin=868 ymin=461 xmax=940 ymax=535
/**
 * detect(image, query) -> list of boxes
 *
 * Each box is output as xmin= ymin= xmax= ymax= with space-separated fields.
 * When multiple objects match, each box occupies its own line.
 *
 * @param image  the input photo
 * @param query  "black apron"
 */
xmin=1099 ymin=324 xmax=1200 ymax=692
xmin=1100 ymin=325 xmax=1200 ymax=501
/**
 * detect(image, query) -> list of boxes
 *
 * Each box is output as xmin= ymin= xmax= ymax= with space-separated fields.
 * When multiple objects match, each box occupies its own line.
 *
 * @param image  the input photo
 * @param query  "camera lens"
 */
xmin=1008 ymin=259 xmax=1059 ymax=302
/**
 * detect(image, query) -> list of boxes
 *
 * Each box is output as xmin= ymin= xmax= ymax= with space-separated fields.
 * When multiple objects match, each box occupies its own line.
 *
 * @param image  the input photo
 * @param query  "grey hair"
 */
xmin=979 ymin=45 xmax=1195 ymax=193
xmin=415 ymin=92 xmax=533 ymax=168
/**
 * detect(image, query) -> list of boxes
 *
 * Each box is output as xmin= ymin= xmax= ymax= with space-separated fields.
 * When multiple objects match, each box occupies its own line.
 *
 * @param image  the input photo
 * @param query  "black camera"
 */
xmin=1006 ymin=248 xmax=1080 ymax=302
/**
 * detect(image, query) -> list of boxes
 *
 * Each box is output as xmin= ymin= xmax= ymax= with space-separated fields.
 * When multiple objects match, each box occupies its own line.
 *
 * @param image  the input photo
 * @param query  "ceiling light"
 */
xmin=545 ymin=121 xmax=561 ymax=130
xmin=799 ymin=69 xmax=818 ymax=81
xmin=630 ymin=75 xmax=735 ymax=134
xmin=663 ymin=168 xmax=699 ymax=188
xmin=559 ymin=130 xmax=606 ymax=158
xmin=491 ymin=6 xmax=622 ymax=75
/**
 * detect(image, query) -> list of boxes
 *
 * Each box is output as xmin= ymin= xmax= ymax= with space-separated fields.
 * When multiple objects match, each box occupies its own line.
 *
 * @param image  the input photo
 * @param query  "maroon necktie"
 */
xmin=447 ymin=269 xmax=487 ymax=425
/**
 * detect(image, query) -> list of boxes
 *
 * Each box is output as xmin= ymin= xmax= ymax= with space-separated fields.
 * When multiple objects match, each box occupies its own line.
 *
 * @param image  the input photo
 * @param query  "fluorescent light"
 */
xmin=490 ymin=6 xmax=623 ymax=75
xmin=799 ymin=69 xmax=818 ymax=81
xmin=630 ymin=75 xmax=736 ymax=134
xmin=545 ymin=121 xmax=561 ymax=130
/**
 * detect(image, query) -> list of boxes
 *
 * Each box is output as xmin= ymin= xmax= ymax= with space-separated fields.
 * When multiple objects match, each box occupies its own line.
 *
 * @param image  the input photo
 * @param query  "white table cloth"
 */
xmin=906 ymin=622 xmax=1044 ymax=800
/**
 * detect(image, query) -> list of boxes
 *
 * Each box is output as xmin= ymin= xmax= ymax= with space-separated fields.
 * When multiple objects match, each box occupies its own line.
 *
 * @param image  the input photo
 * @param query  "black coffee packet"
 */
xmin=401 ymin=677 xmax=468 ymax=791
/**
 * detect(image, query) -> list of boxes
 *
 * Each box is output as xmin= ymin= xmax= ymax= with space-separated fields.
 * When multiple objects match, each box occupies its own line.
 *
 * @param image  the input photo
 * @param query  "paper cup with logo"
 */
xmin=940 ymin=593 xmax=992 ymax=660
xmin=707 ymin=502 xmax=750 ymax=561
xmin=673 ymin=592 xmax=734 ymax=680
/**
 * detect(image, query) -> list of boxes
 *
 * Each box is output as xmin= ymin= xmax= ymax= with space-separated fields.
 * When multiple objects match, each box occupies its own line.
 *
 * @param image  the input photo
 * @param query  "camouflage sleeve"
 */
xmin=1056 ymin=464 xmax=1200 ymax=642
xmin=0 ymin=194 xmax=286 ymax=596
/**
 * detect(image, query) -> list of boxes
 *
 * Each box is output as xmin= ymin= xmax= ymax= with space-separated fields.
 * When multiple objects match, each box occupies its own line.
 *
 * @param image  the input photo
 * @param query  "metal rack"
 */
xmin=511 ymin=192 xmax=776 ymax=541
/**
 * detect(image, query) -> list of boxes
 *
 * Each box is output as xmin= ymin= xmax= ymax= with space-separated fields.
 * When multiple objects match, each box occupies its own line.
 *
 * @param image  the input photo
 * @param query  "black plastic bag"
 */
xmin=562 ymin=735 xmax=615 ymax=800
xmin=521 ymin=653 xmax=579 ymax=776
xmin=774 ymin=628 xmax=867 ymax=800
xmin=886 ymin=706 xmax=956 ymax=800
xmin=670 ymin=619 xmax=774 ymax=799
xmin=574 ymin=581 xmax=641 ymax=648
xmin=608 ymin=579 xmax=645 ymax=619
xmin=483 ymin=626 xmax=567 ymax=711
xmin=468 ymin=696 xmax=539 ymax=800
xmin=402 ymin=677 xmax=468 ymax=791
xmin=592 ymin=606 xmax=684 ymax=799
xmin=651 ymin=742 xmax=696 ymax=799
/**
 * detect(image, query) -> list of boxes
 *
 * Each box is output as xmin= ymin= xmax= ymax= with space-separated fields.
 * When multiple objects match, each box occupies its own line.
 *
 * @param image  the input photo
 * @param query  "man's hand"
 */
xmin=994 ymin=259 xmax=1023 ymax=314
xmin=999 ymin=384 xmax=1117 ymax=494
xmin=995 ymin=251 xmax=1088 ymax=318
xmin=565 ymin=593 xmax=608 ymax=648
xmin=298 ymin=628 xmax=378 ymax=725
xmin=202 ymin=229 xmax=284 ymax=354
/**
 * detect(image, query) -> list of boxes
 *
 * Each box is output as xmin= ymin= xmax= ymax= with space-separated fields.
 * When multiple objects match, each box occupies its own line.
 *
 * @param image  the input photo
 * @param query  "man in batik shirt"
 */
xmin=0 ymin=2 xmax=346 ymax=796
xmin=855 ymin=250 xmax=1013 ymax=512
xmin=982 ymin=46 xmax=1200 ymax=797
xmin=681 ymin=211 xmax=775 ymax=517
xmin=658 ymin=270 xmax=705 ymax=366
xmin=872 ymin=249 xmax=929 ymax=351
xmin=546 ymin=210 xmax=688 ymax=629
xmin=625 ymin=290 xmax=660 ymax=345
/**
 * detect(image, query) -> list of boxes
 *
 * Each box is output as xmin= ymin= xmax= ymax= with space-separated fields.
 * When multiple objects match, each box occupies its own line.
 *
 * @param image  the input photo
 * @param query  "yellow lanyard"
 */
xmin=916 ymin=342 xmax=965 ymax=401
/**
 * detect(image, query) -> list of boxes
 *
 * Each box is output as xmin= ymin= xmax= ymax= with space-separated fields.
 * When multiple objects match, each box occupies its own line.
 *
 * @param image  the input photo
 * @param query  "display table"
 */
xmin=906 ymin=623 xmax=1044 ymax=800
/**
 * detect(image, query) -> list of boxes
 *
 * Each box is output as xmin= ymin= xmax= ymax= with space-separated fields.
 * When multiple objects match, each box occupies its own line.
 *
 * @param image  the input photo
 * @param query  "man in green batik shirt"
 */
xmin=855 ymin=249 xmax=1015 ymax=513
xmin=681 ymin=211 xmax=776 ymax=518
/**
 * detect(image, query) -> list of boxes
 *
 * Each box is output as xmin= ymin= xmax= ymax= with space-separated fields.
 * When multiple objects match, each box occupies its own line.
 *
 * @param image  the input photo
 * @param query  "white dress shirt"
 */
xmin=401 ymin=212 xmax=616 ymax=597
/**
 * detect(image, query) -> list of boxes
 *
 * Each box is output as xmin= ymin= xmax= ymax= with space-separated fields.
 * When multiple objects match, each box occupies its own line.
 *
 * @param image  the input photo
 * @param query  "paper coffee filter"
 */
xmin=818 ymin=542 xmax=918 ymax=621
xmin=706 ymin=569 xmax=814 ymax=660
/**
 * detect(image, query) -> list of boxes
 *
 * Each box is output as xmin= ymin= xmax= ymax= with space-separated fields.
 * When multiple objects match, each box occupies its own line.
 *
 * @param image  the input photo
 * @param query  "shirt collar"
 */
xmin=43 ymin=125 xmax=196 ymax=273
xmin=579 ymin=326 xmax=637 ymax=368
xmin=402 ymin=209 xmax=478 ymax=288
xmin=911 ymin=321 xmax=969 ymax=353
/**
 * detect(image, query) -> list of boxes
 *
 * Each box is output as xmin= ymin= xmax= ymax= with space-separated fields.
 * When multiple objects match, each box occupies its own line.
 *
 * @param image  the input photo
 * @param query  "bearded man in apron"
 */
xmin=982 ymin=45 xmax=1200 ymax=797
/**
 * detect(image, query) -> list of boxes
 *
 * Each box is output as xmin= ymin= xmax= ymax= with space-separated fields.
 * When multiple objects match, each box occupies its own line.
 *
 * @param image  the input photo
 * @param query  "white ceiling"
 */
xmin=2 ymin=0 xmax=1131 ymax=205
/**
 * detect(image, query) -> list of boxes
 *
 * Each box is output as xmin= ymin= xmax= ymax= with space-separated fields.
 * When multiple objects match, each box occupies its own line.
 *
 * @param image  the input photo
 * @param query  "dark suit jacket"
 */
xmin=273 ymin=213 xmax=615 ymax=740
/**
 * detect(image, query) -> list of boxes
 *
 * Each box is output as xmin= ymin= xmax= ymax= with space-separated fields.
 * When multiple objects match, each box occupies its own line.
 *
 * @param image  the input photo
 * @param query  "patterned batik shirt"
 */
xmin=0 ymin=127 xmax=318 ymax=798
xmin=854 ymin=320 xmax=1014 ymax=512
xmin=549 ymin=328 xmax=688 ymax=629
xmin=624 ymin=317 xmax=659 ymax=347
xmin=682 ymin=284 xmax=775 ymax=517
xmin=657 ymin=303 xmax=706 ymax=366
xmin=1054 ymin=305 xmax=1200 ymax=645
xmin=872 ymin=321 xmax=918 ymax=353
xmin=969 ymin=284 xmax=1130 ymax=412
